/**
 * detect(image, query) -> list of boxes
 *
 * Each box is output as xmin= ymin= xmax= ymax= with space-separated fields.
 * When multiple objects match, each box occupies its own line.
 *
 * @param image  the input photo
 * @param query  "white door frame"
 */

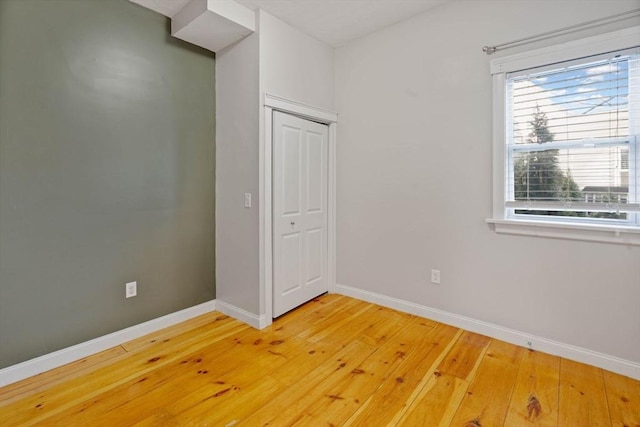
xmin=260 ymin=94 xmax=338 ymax=327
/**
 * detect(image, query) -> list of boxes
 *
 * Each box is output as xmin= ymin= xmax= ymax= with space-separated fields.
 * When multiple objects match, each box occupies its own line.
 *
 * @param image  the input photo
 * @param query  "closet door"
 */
xmin=272 ymin=111 xmax=328 ymax=317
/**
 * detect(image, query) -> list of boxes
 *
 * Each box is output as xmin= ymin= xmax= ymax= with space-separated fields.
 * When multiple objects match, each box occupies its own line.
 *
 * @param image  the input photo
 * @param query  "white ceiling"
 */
xmin=131 ymin=0 xmax=449 ymax=47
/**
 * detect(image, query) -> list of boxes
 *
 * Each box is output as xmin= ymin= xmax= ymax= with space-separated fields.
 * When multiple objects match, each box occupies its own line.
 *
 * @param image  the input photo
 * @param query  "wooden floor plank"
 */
xmin=168 ymin=331 xmax=342 ymax=425
xmin=448 ymin=339 xmax=525 ymax=427
xmin=168 ymin=375 xmax=283 ymax=427
xmin=300 ymin=301 xmax=375 ymax=344
xmin=159 ymin=336 xmax=338 ymax=423
xmin=345 ymin=322 xmax=462 ymax=427
xmin=237 ymin=304 xmax=412 ymax=426
xmin=1 ymin=294 xmax=638 ymax=427
xmin=121 ymin=311 xmax=231 ymax=352
xmin=558 ymin=359 xmax=611 ymax=427
xmin=437 ymin=330 xmax=491 ymax=381
xmin=294 ymin=314 xmax=426 ymax=426
xmin=268 ymin=294 xmax=358 ymax=339
xmin=396 ymin=372 xmax=469 ymax=427
xmin=503 ymin=349 xmax=560 ymax=427
xmin=0 ymin=345 xmax=127 ymax=406
xmin=357 ymin=305 xmax=418 ymax=348
xmin=236 ymin=339 xmax=377 ymax=426
xmin=603 ymin=369 xmax=640 ymax=426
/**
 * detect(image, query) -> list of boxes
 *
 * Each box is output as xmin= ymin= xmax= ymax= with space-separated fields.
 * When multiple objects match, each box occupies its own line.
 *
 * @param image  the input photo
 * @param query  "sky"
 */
xmin=508 ymin=54 xmax=638 ymax=191
xmin=512 ymin=55 xmax=630 ymax=143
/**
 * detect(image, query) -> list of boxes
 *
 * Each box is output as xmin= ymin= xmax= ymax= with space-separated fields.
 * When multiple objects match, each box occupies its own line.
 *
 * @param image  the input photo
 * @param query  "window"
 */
xmin=488 ymin=28 xmax=640 ymax=245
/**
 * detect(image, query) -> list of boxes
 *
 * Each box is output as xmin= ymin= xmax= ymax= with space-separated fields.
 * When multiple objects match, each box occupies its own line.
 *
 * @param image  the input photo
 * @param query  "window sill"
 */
xmin=485 ymin=218 xmax=640 ymax=246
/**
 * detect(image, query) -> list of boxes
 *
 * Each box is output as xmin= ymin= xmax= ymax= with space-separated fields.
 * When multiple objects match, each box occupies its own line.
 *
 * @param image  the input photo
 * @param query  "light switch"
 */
xmin=244 ymin=193 xmax=252 ymax=208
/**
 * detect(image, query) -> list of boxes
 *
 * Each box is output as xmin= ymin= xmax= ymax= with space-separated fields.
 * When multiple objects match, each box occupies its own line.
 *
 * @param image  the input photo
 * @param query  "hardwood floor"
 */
xmin=1 ymin=294 xmax=638 ymax=426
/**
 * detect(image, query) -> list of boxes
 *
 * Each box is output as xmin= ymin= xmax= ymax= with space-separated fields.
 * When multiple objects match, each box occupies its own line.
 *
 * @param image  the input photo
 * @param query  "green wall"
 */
xmin=0 ymin=0 xmax=216 ymax=368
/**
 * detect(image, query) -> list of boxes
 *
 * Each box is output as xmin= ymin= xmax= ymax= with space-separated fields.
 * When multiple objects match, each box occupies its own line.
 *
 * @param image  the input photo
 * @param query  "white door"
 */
xmin=273 ymin=111 xmax=328 ymax=317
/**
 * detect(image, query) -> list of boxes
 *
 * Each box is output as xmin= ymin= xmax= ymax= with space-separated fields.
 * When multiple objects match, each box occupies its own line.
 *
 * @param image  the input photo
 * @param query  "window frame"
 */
xmin=487 ymin=27 xmax=640 ymax=246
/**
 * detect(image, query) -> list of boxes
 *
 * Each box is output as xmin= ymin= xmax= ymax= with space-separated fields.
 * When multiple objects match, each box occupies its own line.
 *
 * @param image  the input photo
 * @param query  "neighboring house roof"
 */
xmin=582 ymin=186 xmax=628 ymax=193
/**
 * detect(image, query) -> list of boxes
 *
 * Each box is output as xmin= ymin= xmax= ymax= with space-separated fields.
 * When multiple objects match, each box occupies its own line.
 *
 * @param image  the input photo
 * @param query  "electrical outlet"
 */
xmin=244 ymin=193 xmax=252 ymax=208
xmin=126 ymin=281 xmax=137 ymax=298
xmin=431 ymin=269 xmax=441 ymax=284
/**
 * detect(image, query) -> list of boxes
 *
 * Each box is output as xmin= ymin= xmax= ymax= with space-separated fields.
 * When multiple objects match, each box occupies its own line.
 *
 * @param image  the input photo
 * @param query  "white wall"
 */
xmin=216 ymin=9 xmax=334 ymax=318
xmin=216 ymin=32 xmax=260 ymax=314
xmin=259 ymin=10 xmax=335 ymax=111
xmin=335 ymin=0 xmax=640 ymax=366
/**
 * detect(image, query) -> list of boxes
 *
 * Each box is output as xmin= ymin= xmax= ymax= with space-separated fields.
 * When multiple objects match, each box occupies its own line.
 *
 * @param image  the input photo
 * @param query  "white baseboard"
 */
xmin=0 ymin=300 xmax=217 ymax=388
xmin=335 ymin=284 xmax=640 ymax=380
xmin=215 ymin=299 xmax=270 ymax=329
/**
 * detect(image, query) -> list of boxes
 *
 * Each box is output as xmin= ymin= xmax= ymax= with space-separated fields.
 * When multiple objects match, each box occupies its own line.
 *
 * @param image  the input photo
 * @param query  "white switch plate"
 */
xmin=126 ymin=281 xmax=137 ymax=298
xmin=244 ymin=193 xmax=252 ymax=208
xmin=431 ymin=269 xmax=441 ymax=284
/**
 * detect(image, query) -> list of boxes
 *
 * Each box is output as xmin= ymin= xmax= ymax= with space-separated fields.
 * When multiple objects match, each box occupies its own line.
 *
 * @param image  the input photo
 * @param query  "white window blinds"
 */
xmin=505 ymin=50 xmax=640 ymax=222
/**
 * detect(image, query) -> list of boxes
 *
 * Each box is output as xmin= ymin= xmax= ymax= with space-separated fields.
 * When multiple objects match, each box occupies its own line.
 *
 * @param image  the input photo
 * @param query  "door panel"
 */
xmin=306 ymin=227 xmax=322 ymax=283
xmin=281 ymin=232 xmax=301 ymax=294
xmin=282 ymin=127 xmax=301 ymax=215
xmin=273 ymin=111 xmax=328 ymax=317
xmin=306 ymin=131 xmax=324 ymax=213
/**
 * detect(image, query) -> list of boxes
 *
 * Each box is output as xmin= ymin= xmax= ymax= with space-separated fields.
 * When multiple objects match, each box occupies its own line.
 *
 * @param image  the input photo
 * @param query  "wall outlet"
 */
xmin=126 ymin=281 xmax=137 ymax=298
xmin=431 ymin=269 xmax=441 ymax=284
xmin=244 ymin=193 xmax=252 ymax=208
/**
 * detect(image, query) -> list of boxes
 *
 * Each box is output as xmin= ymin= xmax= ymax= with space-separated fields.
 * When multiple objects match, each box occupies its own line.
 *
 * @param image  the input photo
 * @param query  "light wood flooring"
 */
xmin=1 ymin=294 xmax=639 ymax=426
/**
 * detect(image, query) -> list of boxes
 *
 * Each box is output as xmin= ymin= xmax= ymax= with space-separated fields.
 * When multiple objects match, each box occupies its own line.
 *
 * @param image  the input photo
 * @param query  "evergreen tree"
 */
xmin=528 ymin=105 xmax=554 ymax=144
xmin=559 ymin=170 xmax=582 ymax=201
xmin=514 ymin=106 xmax=582 ymax=215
